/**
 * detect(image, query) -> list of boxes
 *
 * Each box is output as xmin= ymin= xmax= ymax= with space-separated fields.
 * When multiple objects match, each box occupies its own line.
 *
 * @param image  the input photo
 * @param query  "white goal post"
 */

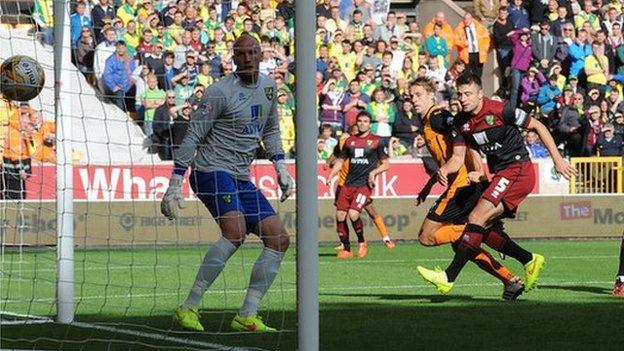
xmin=53 ymin=0 xmax=74 ymax=325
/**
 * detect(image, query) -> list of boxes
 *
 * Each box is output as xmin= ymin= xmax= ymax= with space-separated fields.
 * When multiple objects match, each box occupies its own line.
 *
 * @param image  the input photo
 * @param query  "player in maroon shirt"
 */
xmin=326 ymin=111 xmax=390 ymax=258
xmin=417 ymin=73 xmax=576 ymax=294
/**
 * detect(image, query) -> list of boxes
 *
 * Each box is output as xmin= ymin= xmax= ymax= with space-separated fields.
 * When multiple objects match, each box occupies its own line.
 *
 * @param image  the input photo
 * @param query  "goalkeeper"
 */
xmin=161 ymin=33 xmax=294 ymax=333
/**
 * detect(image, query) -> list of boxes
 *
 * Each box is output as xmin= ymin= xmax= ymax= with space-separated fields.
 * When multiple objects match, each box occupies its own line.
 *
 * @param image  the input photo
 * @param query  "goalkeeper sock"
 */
xmin=446 ymin=224 xmax=486 ymax=282
xmin=434 ymin=224 xmax=465 ymax=245
xmin=337 ymin=219 xmax=351 ymax=251
xmin=240 ymin=247 xmax=284 ymax=317
xmin=351 ymin=218 xmax=365 ymax=243
xmin=484 ymin=226 xmax=532 ymax=265
xmin=372 ymin=215 xmax=388 ymax=238
xmin=182 ymin=237 xmax=237 ymax=309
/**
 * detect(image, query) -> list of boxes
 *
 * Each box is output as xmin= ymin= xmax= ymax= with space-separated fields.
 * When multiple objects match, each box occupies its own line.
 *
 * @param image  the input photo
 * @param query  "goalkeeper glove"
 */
xmin=274 ymin=160 xmax=294 ymax=202
xmin=161 ymin=174 xmax=186 ymax=220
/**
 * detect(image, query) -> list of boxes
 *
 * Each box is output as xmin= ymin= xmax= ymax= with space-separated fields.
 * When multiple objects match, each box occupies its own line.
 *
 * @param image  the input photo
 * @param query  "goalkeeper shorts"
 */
xmin=189 ymin=170 xmax=276 ymax=230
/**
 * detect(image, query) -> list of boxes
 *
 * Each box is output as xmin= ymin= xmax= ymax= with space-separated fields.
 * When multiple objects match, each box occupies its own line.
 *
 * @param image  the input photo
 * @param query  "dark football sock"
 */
xmin=337 ymin=219 xmax=350 ymax=252
xmin=445 ymin=224 xmax=486 ymax=282
xmin=351 ymin=218 xmax=365 ymax=243
xmin=485 ymin=226 xmax=532 ymax=265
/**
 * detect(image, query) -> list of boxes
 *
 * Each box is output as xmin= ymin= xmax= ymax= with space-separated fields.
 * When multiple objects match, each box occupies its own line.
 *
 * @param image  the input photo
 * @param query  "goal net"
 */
xmin=1 ymin=1 xmax=299 ymax=349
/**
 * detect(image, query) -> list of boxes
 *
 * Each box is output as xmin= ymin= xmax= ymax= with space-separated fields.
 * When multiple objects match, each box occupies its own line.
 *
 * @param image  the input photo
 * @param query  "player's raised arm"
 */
xmin=368 ymin=155 xmax=389 ymax=189
xmin=466 ymin=146 xmax=486 ymax=184
xmin=262 ymin=83 xmax=294 ymax=202
xmin=327 ymin=139 xmax=349 ymax=186
xmin=415 ymin=175 xmax=437 ymax=206
xmin=501 ymin=101 xmax=577 ymax=180
xmin=437 ymin=134 xmax=467 ymax=187
xmin=526 ymin=117 xmax=577 ymax=179
xmin=326 ymin=157 xmax=344 ymax=186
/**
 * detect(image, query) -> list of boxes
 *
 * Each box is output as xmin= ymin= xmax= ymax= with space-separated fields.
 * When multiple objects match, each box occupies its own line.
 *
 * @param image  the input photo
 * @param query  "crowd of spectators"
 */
xmin=0 ymin=101 xmax=56 ymax=200
xmin=30 ymin=0 xmax=623 ymax=161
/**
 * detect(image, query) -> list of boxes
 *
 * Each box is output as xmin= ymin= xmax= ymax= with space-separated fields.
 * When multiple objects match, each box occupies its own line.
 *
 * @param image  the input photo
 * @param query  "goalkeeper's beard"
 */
xmin=235 ymin=66 xmax=259 ymax=85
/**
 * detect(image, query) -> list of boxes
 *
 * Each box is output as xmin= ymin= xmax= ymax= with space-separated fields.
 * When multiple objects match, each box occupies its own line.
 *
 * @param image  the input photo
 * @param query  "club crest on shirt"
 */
xmin=367 ymin=139 xmax=373 ymax=146
xmin=485 ymin=115 xmax=495 ymax=126
xmin=462 ymin=123 xmax=471 ymax=132
xmin=264 ymin=86 xmax=275 ymax=100
xmin=222 ymin=194 xmax=232 ymax=203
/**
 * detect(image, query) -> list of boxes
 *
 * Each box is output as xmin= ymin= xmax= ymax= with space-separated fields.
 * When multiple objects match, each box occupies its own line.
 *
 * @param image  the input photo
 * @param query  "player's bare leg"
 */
xmin=336 ymin=210 xmax=353 ymax=258
xmin=364 ymin=203 xmax=395 ymax=249
xmin=348 ymin=209 xmax=368 ymax=258
xmin=418 ymin=217 xmax=522 ymax=299
xmin=418 ymin=219 xmax=459 ymax=246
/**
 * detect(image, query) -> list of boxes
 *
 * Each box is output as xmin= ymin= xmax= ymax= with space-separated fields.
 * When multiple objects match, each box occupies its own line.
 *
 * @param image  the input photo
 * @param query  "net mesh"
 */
xmin=0 ymin=1 xmax=296 ymax=349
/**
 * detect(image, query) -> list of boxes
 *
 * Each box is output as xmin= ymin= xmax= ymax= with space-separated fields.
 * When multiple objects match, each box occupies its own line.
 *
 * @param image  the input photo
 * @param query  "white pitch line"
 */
xmin=2 ymin=255 xmax=618 ymax=273
xmin=69 ymin=321 xmax=261 ymax=351
xmin=0 ymin=310 xmax=265 ymax=351
xmin=1 ymin=280 xmax=614 ymax=304
xmin=0 ymin=319 xmax=53 ymax=325
xmin=0 ymin=311 xmax=52 ymax=321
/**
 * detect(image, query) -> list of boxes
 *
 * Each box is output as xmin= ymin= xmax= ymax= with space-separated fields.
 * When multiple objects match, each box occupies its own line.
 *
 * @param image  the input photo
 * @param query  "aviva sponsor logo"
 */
xmin=242 ymin=104 xmax=265 ymax=135
xmin=250 ymin=104 xmax=263 ymax=121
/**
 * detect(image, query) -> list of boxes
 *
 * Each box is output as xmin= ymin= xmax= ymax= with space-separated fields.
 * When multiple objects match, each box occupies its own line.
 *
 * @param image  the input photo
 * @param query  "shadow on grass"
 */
xmin=539 ymin=284 xmax=612 ymax=295
xmin=3 ymin=300 xmax=624 ymax=350
xmin=320 ymin=292 xmax=498 ymax=303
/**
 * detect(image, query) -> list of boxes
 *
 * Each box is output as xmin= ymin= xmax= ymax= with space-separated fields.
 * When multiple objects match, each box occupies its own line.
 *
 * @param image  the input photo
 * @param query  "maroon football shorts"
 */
xmin=481 ymin=161 xmax=535 ymax=217
xmin=335 ymin=185 xmax=372 ymax=212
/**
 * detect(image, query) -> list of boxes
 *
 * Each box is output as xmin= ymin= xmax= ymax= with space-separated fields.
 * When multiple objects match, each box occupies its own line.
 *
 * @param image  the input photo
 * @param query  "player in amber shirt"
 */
xmin=411 ymin=77 xmax=523 ymax=300
xmin=417 ymin=73 xmax=576 ymax=294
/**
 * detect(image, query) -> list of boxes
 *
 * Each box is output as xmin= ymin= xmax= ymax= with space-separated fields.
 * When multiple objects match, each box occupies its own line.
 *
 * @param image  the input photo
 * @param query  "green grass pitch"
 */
xmin=1 ymin=239 xmax=622 ymax=350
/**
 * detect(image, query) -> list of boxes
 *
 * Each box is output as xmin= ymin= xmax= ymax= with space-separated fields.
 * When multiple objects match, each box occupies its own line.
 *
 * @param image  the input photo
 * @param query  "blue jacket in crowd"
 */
xmin=537 ymin=83 xmax=561 ymax=115
xmin=508 ymin=4 xmax=530 ymax=30
xmin=70 ymin=13 xmax=92 ymax=48
xmin=103 ymin=54 xmax=137 ymax=93
xmin=568 ymin=42 xmax=593 ymax=78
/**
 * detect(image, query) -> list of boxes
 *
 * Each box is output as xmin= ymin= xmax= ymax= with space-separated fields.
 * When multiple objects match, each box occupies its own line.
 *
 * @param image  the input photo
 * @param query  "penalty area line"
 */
xmin=69 ymin=321 xmax=260 ymax=351
xmin=0 ymin=311 xmax=261 ymax=351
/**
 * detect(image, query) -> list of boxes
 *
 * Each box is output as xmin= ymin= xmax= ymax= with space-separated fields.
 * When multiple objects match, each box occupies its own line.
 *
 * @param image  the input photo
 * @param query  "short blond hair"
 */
xmin=411 ymin=77 xmax=437 ymax=94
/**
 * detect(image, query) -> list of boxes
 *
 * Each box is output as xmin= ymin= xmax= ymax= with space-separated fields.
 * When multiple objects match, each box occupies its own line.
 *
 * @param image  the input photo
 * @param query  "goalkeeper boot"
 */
xmin=173 ymin=306 xmax=204 ymax=332
xmin=417 ymin=266 xmax=454 ymax=294
xmin=231 ymin=313 xmax=276 ymax=332
xmin=613 ymin=276 xmax=624 ymax=297
xmin=524 ymin=253 xmax=545 ymax=292
xmin=502 ymin=276 xmax=525 ymax=301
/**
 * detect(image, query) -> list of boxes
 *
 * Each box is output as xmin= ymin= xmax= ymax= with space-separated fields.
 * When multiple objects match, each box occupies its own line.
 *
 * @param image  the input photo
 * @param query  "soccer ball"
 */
xmin=0 ymin=55 xmax=45 ymax=102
